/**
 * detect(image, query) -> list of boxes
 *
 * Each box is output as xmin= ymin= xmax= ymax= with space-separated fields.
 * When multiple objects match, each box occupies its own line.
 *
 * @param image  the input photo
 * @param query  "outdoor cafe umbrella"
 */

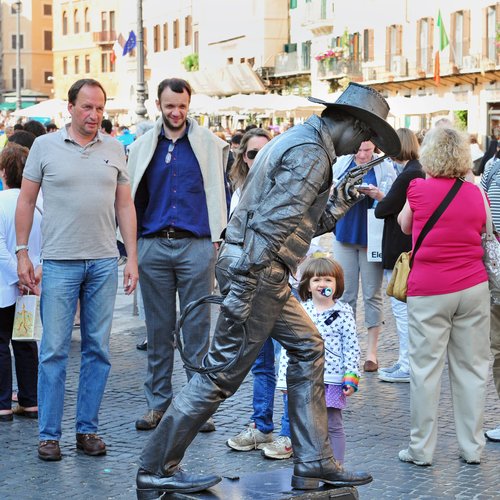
xmin=11 ymin=98 xmax=70 ymax=120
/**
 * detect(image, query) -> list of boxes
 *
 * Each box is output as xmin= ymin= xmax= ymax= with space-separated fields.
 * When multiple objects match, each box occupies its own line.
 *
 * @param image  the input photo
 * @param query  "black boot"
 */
xmin=136 ymin=467 xmax=221 ymax=499
xmin=292 ymin=457 xmax=372 ymax=489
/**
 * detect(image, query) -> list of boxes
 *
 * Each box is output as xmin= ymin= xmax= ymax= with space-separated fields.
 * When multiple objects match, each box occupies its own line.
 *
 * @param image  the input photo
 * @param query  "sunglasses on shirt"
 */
xmin=165 ymin=142 xmax=175 ymax=164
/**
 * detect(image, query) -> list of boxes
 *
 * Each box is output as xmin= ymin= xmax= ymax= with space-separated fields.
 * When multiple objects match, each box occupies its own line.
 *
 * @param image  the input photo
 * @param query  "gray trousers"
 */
xmin=138 ymin=236 xmax=216 ymax=411
xmin=332 ymin=240 xmax=383 ymax=328
xmin=140 ymin=243 xmax=332 ymax=475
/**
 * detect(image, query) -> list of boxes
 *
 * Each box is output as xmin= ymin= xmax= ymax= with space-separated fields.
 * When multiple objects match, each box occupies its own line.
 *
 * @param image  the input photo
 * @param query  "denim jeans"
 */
xmin=39 ymin=258 xmax=118 ymax=440
xmin=251 ymin=337 xmax=276 ymax=433
xmin=384 ymin=269 xmax=409 ymax=372
xmin=280 ymin=392 xmax=291 ymax=438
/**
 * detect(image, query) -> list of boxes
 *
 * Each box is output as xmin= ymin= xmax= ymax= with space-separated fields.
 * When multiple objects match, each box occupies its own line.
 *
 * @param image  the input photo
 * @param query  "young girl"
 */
xmin=276 ymin=257 xmax=361 ymax=464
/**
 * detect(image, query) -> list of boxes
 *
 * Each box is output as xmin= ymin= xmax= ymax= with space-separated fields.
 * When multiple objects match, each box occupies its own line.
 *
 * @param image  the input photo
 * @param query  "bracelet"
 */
xmin=15 ymin=244 xmax=29 ymax=254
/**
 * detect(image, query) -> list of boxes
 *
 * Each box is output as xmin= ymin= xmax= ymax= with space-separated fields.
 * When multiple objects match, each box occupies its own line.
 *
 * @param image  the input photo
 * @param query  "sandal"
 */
xmin=12 ymin=404 xmax=38 ymax=419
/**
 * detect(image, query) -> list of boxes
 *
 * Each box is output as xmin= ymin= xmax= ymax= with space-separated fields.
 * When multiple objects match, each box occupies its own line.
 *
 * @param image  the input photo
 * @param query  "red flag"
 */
xmin=433 ymin=51 xmax=440 ymax=85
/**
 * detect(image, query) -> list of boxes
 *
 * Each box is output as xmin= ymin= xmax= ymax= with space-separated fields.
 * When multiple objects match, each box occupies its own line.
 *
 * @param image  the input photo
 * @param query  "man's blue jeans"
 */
xmin=251 ymin=338 xmax=291 ymax=437
xmin=38 ymin=259 xmax=118 ymax=441
xmin=251 ymin=337 xmax=276 ymax=433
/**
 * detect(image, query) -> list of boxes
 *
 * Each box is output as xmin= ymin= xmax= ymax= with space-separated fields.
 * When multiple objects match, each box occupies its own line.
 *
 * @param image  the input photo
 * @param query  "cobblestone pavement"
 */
xmin=1 ymin=258 xmax=500 ymax=499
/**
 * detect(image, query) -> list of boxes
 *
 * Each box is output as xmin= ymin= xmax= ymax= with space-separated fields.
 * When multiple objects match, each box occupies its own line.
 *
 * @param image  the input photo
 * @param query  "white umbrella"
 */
xmin=189 ymin=94 xmax=219 ymax=114
xmin=11 ymin=99 xmax=70 ymax=119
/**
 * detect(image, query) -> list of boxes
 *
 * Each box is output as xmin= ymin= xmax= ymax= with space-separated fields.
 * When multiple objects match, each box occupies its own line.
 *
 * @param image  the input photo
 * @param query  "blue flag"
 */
xmin=122 ymin=31 xmax=137 ymax=56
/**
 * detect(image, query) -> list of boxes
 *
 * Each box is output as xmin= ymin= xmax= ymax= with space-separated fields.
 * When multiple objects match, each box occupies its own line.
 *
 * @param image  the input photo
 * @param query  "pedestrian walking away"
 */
xmin=15 ymin=78 xmax=139 ymax=462
xmin=135 ymin=82 xmax=401 ymax=499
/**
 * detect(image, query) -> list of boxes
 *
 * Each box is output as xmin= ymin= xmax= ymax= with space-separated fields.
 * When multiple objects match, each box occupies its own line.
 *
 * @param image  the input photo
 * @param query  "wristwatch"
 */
xmin=15 ymin=244 xmax=29 ymax=254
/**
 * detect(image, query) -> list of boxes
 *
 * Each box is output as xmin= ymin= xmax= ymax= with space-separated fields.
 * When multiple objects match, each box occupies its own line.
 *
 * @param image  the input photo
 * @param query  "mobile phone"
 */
xmin=357 ymin=183 xmax=371 ymax=189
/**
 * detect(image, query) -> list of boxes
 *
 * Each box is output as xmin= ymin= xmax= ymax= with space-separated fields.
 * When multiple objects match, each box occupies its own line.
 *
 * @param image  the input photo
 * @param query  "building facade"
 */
xmin=46 ymin=1 xmax=500 ymax=142
xmin=286 ymin=0 xmax=499 ymax=141
xmin=0 ymin=0 xmax=53 ymax=107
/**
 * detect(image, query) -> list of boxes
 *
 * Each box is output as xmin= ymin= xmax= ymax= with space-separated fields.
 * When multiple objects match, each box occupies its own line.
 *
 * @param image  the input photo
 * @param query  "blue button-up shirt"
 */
xmin=139 ymin=125 xmax=211 ymax=237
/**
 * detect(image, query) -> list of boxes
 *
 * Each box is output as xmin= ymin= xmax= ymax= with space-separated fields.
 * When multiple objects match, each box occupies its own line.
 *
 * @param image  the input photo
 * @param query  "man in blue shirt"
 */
xmin=127 ymin=78 xmax=229 ymax=434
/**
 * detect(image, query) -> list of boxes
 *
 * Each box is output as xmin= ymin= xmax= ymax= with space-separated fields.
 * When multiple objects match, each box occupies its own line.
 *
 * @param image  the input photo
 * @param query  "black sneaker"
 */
xmin=136 ymin=339 xmax=147 ymax=351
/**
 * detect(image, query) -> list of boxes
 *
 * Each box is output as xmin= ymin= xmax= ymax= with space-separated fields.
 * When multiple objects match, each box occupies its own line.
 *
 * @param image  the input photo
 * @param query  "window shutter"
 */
xmin=396 ymin=24 xmax=403 ymax=56
xmin=416 ymin=19 xmax=422 ymax=70
xmin=385 ymin=26 xmax=391 ymax=70
xmin=428 ymin=17 xmax=434 ymax=73
xmin=450 ymin=12 xmax=456 ymax=64
xmin=369 ymin=29 xmax=374 ymax=61
xmin=463 ymin=9 xmax=471 ymax=56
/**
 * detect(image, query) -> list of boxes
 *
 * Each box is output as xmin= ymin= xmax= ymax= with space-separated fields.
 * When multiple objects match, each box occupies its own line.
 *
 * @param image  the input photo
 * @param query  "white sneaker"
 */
xmin=379 ymin=362 xmax=401 ymax=374
xmin=485 ymin=426 xmax=500 ymax=442
xmin=398 ymin=449 xmax=431 ymax=466
xmin=261 ymin=436 xmax=293 ymax=460
xmin=378 ymin=367 xmax=410 ymax=383
xmin=226 ymin=423 xmax=273 ymax=451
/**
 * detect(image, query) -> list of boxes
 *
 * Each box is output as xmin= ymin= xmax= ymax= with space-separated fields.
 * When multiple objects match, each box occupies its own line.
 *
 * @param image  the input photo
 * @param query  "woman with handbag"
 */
xmin=373 ymin=128 xmax=424 ymax=383
xmin=0 ymin=144 xmax=42 ymax=421
xmin=397 ymin=126 xmax=490 ymax=466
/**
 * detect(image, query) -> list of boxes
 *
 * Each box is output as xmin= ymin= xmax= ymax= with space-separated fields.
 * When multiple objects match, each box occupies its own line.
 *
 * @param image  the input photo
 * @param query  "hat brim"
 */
xmin=308 ymin=98 xmax=401 ymax=157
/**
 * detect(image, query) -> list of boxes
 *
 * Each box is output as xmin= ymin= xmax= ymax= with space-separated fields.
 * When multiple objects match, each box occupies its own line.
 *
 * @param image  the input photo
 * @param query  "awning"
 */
xmin=386 ymin=95 xmax=467 ymax=116
xmin=0 ymin=102 xmax=32 ymax=110
xmin=187 ymin=63 xmax=266 ymax=97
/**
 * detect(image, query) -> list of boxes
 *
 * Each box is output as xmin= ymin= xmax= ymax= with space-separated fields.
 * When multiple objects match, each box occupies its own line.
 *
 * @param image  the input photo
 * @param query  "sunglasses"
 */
xmin=165 ymin=142 xmax=175 ymax=164
xmin=246 ymin=149 xmax=260 ymax=160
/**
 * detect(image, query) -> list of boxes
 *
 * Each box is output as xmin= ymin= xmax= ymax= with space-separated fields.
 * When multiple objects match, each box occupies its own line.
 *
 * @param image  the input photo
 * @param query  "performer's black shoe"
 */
xmin=292 ymin=458 xmax=372 ymax=489
xmin=136 ymin=467 xmax=221 ymax=499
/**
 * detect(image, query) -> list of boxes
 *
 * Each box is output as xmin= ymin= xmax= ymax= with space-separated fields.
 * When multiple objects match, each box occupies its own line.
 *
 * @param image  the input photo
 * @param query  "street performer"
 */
xmin=136 ymin=83 xmax=401 ymax=499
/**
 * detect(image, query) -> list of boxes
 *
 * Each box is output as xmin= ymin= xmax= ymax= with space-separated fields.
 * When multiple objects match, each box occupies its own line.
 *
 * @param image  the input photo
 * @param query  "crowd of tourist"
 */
xmin=0 ymin=77 xmax=499 ymax=498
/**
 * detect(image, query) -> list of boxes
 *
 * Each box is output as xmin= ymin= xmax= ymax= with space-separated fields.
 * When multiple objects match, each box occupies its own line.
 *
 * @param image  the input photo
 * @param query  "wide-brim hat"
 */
xmin=308 ymin=83 xmax=401 ymax=157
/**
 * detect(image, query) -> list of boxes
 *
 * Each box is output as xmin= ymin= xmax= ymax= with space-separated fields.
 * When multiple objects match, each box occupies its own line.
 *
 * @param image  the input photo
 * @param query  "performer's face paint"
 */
xmin=333 ymin=116 xmax=372 ymax=156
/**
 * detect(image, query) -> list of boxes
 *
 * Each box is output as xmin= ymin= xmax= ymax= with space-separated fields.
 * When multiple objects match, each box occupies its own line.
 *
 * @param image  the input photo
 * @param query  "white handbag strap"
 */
xmin=479 ymin=187 xmax=494 ymax=236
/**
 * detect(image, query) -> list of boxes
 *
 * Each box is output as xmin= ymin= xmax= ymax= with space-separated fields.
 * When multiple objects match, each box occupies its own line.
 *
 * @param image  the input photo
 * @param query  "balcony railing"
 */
xmin=93 ymin=31 xmax=117 ymax=44
xmin=274 ymin=51 xmax=311 ymax=76
xmin=317 ymin=58 xmax=361 ymax=79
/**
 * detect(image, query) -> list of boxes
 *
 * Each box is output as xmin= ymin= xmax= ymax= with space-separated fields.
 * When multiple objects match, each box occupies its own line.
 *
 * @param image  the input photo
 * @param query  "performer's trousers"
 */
xmin=140 ymin=243 xmax=332 ymax=475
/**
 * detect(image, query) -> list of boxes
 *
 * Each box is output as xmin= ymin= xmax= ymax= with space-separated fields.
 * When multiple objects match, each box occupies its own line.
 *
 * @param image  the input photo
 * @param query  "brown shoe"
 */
xmin=76 ymin=433 xmax=106 ymax=456
xmin=38 ymin=440 xmax=62 ymax=461
xmin=135 ymin=409 xmax=164 ymax=431
xmin=363 ymin=360 xmax=379 ymax=372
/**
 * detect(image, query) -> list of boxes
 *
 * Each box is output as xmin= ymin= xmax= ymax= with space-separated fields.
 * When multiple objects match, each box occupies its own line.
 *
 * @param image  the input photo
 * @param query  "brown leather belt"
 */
xmin=143 ymin=228 xmax=194 ymax=239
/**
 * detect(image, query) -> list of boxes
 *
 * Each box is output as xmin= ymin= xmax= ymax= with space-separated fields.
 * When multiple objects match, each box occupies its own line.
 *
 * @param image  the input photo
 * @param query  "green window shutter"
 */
xmin=290 ymin=0 xmax=298 ymax=9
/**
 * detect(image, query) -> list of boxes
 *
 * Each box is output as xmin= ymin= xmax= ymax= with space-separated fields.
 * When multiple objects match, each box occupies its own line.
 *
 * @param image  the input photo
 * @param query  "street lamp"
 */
xmin=136 ymin=0 xmax=147 ymax=119
xmin=15 ymin=0 xmax=22 ymax=111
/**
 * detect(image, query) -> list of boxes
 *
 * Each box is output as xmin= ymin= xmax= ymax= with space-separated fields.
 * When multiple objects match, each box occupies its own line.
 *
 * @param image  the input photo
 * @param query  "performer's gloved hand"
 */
xmin=221 ymin=273 xmax=258 ymax=324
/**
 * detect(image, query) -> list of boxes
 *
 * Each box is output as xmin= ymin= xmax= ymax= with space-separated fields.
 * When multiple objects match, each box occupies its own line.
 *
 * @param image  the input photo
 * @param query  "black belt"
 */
xmin=143 ymin=228 xmax=194 ymax=239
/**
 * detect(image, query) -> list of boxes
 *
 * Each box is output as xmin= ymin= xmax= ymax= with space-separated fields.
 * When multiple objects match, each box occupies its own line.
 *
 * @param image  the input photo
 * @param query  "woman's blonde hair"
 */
xmin=229 ymin=128 xmax=271 ymax=191
xmin=419 ymin=126 xmax=471 ymax=178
